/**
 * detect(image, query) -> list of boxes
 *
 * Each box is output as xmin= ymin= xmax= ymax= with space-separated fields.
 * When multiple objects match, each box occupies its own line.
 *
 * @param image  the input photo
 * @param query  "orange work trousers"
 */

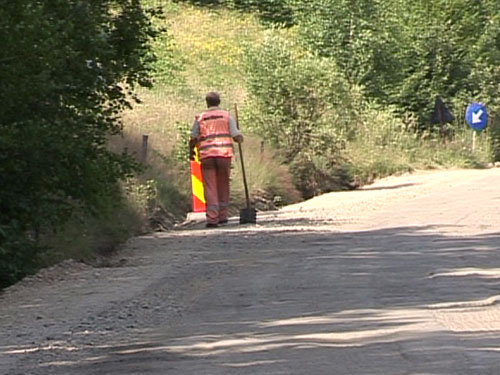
xmin=201 ymin=157 xmax=232 ymax=225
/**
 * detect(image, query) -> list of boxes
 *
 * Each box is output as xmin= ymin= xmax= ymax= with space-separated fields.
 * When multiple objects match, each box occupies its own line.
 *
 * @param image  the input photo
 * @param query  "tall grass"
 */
xmin=117 ymin=2 xmax=300 ymax=216
xmin=345 ymin=104 xmax=492 ymax=185
xmin=230 ymin=136 xmax=301 ymax=209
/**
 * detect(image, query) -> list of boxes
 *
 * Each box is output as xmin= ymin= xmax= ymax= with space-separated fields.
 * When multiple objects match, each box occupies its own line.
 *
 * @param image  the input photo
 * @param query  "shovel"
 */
xmin=234 ymin=104 xmax=257 ymax=224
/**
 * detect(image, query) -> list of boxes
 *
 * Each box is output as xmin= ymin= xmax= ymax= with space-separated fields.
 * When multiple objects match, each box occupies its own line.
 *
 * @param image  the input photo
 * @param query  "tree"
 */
xmin=171 ymin=0 xmax=294 ymax=25
xmin=289 ymin=0 xmax=500 ymax=133
xmin=289 ymin=0 xmax=397 ymax=94
xmin=243 ymin=33 xmax=355 ymax=197
xmin=0 ymin=0 xmax=158 ymax=286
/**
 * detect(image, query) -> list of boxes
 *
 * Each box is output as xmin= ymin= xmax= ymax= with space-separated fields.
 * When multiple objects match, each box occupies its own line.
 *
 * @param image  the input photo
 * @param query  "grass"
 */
xmin=118 ymin=2 xmax=300 ymax=216
xmin=230 ymin=137 xmax=302 ymax=208
xmin=343 ymin=104 xmax=493 ymax=186
xmin=39 ymin=189 xmax=146 ymax=267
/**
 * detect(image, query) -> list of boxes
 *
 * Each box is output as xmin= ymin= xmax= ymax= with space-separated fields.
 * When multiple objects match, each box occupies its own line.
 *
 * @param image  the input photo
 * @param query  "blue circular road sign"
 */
xmin=465 ymin=103 xmax=488 ymax=131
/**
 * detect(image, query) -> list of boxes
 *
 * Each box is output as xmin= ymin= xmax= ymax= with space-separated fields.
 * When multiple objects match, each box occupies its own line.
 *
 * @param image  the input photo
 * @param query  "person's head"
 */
xmin=205 ymin=91 xmax=221 ymax=108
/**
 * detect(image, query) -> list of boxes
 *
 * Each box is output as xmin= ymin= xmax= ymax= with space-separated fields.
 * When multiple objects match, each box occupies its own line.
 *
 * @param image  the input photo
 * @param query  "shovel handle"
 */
xmin=234 ymin=104 xmax=251 ymax=209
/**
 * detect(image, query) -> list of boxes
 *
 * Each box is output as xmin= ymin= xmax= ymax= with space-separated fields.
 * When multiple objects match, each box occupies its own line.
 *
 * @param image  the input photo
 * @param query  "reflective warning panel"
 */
xmin=190 ymin=147 xmax=206 ymax=213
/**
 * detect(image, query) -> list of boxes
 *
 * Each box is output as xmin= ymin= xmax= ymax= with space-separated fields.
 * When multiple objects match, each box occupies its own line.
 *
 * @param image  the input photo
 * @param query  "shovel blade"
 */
xmin=239 ymin=208 xmax=257 ymax=224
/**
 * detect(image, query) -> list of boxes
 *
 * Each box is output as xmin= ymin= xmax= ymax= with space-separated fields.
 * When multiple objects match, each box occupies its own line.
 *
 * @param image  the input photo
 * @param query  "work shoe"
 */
xmin=205 ymin=223 xmax=218 ymax=228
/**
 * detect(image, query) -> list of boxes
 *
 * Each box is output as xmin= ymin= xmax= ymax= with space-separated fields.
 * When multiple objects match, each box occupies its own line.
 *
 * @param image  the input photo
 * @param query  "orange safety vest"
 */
xmin=197 ymin=109 xmax=234 ymax=160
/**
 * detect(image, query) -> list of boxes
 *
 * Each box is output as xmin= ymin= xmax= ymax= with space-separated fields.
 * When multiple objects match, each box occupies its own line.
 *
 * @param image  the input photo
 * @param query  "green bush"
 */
xmin=170 ymin=0 xmax=294 ymax=25
xmin=0 ymin=224 xmax=41 ymax=288
xmin=0 ymin=0 xmax=158 ymax=287
xmin=289 ymin=0 xmax=500 ymax=135
xmin=242 ymin=32 xmax=358 ymax=197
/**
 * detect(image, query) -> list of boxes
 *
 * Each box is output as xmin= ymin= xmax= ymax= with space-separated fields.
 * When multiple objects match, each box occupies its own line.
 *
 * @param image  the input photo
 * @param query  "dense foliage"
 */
xmin=181 ymin=0 xmax=500 ymax=131
xmin=172 ymin=0 xmax=500 ymax=131
xmin=172 ymin=0 xmax=293 ymax=25
xmin=243 ymin=33 xmax=357 ymax=196
xmin=290 ymin=0 xmax=500 ymax=130
xmin=0 ymin=0 xmax=157 ymax=287
xmin=239 ymin=0 xmax=500 ymax=196
xmin=161 ymin=0 xmax=500 ymax=198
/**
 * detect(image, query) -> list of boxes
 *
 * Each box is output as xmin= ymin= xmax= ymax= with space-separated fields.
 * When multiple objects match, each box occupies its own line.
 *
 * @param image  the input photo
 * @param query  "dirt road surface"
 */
xmin=2 ymin=168 xmax=500 ymax=375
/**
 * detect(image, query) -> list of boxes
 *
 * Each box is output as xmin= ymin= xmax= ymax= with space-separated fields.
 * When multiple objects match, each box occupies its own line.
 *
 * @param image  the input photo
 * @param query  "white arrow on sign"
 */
xmin=472 ymin=109 xmax=483 ymax=124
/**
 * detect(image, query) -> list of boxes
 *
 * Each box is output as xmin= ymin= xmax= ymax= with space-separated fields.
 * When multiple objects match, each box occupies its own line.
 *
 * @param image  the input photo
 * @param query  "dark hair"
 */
xmin=205 ymin=91 xmax=221 ymax=107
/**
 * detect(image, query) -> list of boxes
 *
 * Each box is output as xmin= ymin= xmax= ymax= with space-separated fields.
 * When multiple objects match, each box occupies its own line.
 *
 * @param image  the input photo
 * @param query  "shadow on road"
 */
xmin=358 ymin=182 xmax=419 ymax=191
xmin=6 ymin=223 xmax=500 ymax=374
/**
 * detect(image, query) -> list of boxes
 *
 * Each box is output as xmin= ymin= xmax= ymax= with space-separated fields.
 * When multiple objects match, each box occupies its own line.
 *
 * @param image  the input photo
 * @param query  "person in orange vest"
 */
xmin=189 ymin=92 xmax=244 ymax=228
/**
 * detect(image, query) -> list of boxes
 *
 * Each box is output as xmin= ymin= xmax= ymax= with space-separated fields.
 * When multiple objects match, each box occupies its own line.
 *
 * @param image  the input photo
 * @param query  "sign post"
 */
xmin=465 ymin=103 xmax=488 ymax=151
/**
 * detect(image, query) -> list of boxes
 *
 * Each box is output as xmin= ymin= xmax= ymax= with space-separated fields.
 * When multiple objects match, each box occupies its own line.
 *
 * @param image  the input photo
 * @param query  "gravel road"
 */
xmin=2 ymin=168 xmax=500 ymax=374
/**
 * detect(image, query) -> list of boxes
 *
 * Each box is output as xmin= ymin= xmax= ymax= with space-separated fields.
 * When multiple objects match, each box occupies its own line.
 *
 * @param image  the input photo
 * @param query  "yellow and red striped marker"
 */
xmin=190 ymin=146 xmax=206 ymax=212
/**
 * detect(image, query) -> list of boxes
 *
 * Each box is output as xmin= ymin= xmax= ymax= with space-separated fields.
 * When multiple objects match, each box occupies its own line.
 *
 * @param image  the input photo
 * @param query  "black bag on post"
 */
xmin=431 ymin=96 xmax=455 ymax=124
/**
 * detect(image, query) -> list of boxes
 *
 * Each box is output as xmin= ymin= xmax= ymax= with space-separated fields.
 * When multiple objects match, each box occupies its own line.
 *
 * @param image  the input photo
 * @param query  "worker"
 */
xmin=189 ymin=92 xmax=244 ymax=228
